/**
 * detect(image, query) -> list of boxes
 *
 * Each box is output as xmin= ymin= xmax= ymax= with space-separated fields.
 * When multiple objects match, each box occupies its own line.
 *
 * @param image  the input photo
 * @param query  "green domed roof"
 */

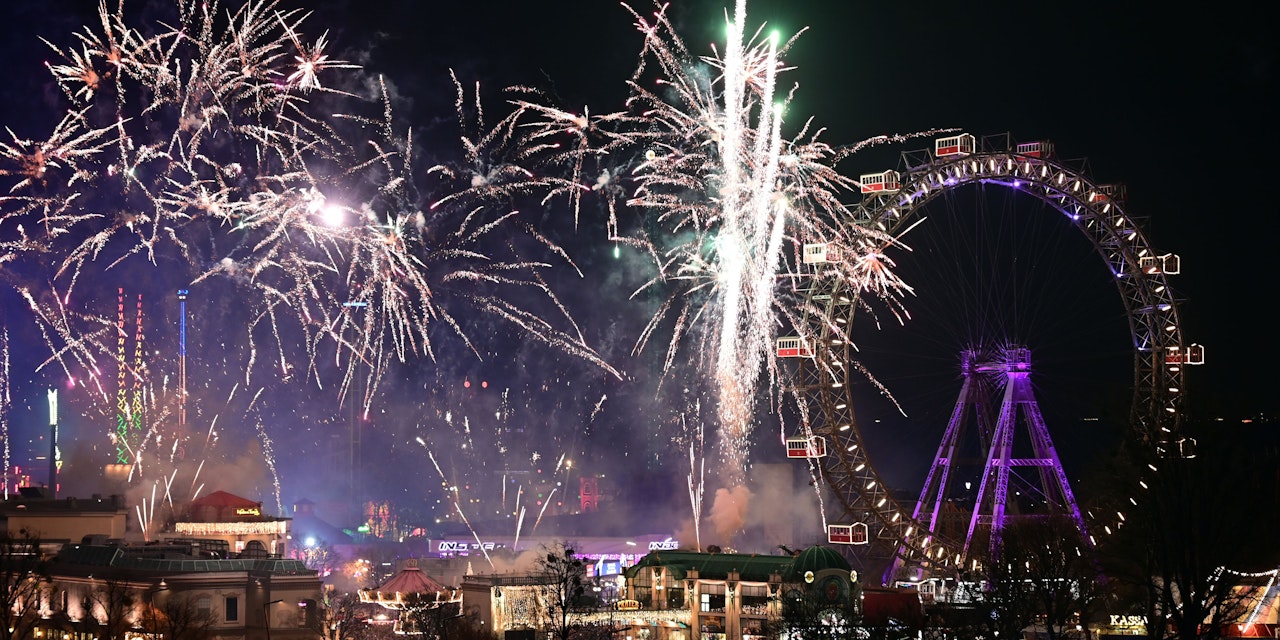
xmin=785 ymin=545 xmax=851 ymax=581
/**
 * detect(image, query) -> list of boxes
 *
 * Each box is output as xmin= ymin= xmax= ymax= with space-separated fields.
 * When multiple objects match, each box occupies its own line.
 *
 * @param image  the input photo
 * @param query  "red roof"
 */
xmin=190 ymin=490 xmax=261 ymax=510
xmin=182 ymin=491 xmax=267 ymax=523
xmin=376 ymin=560 xmax=450 ymax=595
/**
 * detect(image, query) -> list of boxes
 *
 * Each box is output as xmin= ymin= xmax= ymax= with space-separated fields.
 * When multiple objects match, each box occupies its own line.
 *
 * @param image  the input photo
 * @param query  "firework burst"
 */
xmin=513 ymin=0 xmax=921 ymax=488
xmin=1 ymin=0 xmax=616 ymax=492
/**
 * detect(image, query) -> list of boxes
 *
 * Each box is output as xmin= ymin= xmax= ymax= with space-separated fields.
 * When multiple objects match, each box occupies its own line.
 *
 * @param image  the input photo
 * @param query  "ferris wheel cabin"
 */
xmin=786 ymin=435 xmax=827 ymax=459
xmin=776 ymin=337 xmax=813 ymax=358
xmin=802 ymin=243 xmax=838 ymax=264
xmin=1089 ymin=184 xmax=1127 ymax=204
xmin=859 ymin=170 xmax=901 ymax=194
xmin=1015 ymin=141 xmax=1054 ymax=158
xmin=935 ymin=133 xmax=976 ymax=157
xmin=1140 ymin=253 xmax=1180 ymax=275
xmin=827 ymin=523 xmax=869 ymax=545
xmin=1164 ymin=344 xmax=1206 ymax=366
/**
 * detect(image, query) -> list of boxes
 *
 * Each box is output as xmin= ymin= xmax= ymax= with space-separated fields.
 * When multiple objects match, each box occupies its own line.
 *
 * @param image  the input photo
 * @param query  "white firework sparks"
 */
xmin=0 ymin=0 xmax=618 ymax=492
xmin=516 ymin=0 xmax=920 ymax=485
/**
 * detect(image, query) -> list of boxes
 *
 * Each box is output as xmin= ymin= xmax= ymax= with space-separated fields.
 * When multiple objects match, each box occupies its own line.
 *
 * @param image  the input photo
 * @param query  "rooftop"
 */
xmin=623 ymin=546 xmax=856 ymax=584
xmin=55 ymin=544 xmax=314 ymax=576
xmin=1 ymin=494 xmax=126 ymax=515
xmin=625 ymin=550 xmax=796 ymax=582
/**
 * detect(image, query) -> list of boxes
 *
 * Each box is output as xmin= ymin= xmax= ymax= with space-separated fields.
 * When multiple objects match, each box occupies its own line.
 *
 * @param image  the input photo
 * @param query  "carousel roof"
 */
xmin=358 ymin=559 xmax=458 ymax=609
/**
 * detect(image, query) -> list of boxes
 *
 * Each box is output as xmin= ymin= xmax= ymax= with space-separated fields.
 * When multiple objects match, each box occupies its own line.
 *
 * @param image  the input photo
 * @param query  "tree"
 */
xmin=296 ymin=541 xmax=341 ymax=578
xmin=0 ymin=529 xmax=52 ymax=640
xmin=535 ymin=542 xmax=585 ymax=640
xmin=772 ymin=581 xmax=863 ymax=640
xmin=1094 ymin=423 xmax=1278 ymax=640
xmin=139 ymin=593 xmax=216 ymax=640
xmin=533 ymin=541 xmax=596 ymax=640
xmin=84 ymin=577 xmax=137 ymax=640
xmin=402 ymin=594 xmax=465 ymax=640
xmin=315 ymin=590 xmax=393 ymax=640
xmin=978 ymin=516 xmax=1104 ymax=640
xmin=392 ymin=590 xmax=503 ymax=640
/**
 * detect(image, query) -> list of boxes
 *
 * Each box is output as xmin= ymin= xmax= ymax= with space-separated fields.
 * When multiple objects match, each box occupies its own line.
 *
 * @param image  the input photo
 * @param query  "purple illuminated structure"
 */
xmin=907 ymin=347 xmax=1088 ymax=566
xmin=964 ymin=347 xmax=1087 ymax=558
xmin=908 ymin=350 xmax=994 ymax=547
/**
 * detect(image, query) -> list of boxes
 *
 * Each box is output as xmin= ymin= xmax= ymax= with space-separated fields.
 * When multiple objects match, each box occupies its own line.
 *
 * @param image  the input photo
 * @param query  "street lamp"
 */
xmin=264 ymin=600 xmax=283 ymax=640
xmin=144 ymin=582 xmax=171 ymax=640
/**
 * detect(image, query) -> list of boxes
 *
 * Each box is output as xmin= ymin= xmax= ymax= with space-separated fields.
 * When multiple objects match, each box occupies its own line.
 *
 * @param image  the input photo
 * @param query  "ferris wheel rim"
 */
xmin=794 ymin=133 xmax=1192 ymax=572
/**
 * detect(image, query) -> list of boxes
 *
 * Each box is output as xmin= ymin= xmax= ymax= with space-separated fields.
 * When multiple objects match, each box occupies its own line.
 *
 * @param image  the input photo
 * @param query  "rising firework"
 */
xmin=517 ymin=0 xmax=924 ymax=488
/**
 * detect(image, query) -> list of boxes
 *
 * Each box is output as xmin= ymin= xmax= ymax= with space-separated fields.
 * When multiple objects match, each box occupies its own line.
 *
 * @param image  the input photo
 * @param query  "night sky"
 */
xmin=0 ymin=0 xmax=1274 ymax=542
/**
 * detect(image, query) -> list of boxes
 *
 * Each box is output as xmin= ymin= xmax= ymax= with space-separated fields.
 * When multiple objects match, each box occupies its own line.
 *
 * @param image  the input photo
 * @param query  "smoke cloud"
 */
xmin=707 ymin=484 xmax=752 ymax=545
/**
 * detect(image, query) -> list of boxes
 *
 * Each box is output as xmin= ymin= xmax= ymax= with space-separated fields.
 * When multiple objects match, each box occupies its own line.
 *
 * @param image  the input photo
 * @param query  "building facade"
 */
xmin=34 ymin=542 xmax=324 ymax=640
xmin=1 ymin=494 xmax=128 ymax=541
xmin=459 ymin=547 xmax=863 ymax=640
xmin=173 ymin=491 xmax=292 ymax=558
xmin=619 ymin=547 xmax=871 ymax=640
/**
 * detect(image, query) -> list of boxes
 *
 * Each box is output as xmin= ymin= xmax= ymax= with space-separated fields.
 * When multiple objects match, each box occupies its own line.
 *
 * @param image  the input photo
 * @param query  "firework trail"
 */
xmin=133 ymin=481 xmax=163 ymax=542
xmin=687 ymin=415 xmax=706 ymax=552
xmin=189 ymin=459 xmax=206 ymax=497
xmin=254 ymin=413 xmax=283 ymax=516
xmin=513 ymin=505 xmax=527 ymax=553
xmin=1 ymin=327 xmax=8 ymax=499
xmin=418 ymin=72 xmax=622 ymax=381
xmin=589 ymin=393 xmax=608 ymax=424
xmin=528 ymin=452 xmax=569 ymax=535
xmin=161 ymin=469 xmax=178 ymax=510
xmin=416 ymin=436 xmax=494 ymax=567
xmin=531 ymin=486 xmax=558 ymax=535
xmin=455 ymin=500 xmax=493 ymax=568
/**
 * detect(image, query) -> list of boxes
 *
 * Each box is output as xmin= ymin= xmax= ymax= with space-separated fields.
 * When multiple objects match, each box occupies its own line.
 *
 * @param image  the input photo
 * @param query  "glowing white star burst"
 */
xmin=283 ymin=28 xmax=358 ymax=93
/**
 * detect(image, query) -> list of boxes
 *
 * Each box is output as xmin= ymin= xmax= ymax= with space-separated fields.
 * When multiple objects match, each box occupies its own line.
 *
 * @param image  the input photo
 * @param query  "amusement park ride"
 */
xmin=778 ymin=133 xmax=1207 ymax=581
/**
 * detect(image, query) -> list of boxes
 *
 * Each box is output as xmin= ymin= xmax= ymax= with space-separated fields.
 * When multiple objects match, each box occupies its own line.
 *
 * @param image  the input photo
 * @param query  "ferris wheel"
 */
xmin=781 ymin=133 xmax=1204 ymax=574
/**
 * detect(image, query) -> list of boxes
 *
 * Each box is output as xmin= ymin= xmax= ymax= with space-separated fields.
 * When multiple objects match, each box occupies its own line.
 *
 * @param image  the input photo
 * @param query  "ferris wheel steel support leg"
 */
xmin=897 ymin=351 xmax=993 ymax=578
xmin=1023 ymin=398 xmax=1089 ymax=539
xmin=987 ymin=387 xmax=1018 ymax=557
xmin=890 ymin=380 xmax=965 ymax=583
xmin=965 ymin=352 xmax=1089 ymax=560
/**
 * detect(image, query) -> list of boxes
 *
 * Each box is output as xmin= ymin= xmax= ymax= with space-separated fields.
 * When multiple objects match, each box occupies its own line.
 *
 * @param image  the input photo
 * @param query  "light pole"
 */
xmin=264 ymin=600 xmax=283 ymax=640
xmin=144 ymin=582 xmax=170 ymax=640
xmin=342 ymin=300 xmax=367 ymax=526
xmin=47 ymin=388 xmax=59 ymax=498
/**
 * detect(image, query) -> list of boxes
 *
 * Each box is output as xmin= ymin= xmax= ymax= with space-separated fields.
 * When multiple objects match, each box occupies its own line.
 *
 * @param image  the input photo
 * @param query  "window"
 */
xmin=195 ymin=595 xmax=212 ymax=618
xmin=700 ymin=591 xmax=726 ymax=612
xmin=225 ymin=596 xmax=239 ymax=622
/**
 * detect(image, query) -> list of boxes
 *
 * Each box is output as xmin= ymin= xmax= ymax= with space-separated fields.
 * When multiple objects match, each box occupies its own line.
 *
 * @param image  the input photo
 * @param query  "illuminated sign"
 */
xmin=437 ymin=541 xmax=508 ymax=552
xmin=615 ymin=600 xmax=640 ymax=611
xmin=435 ymin=539 xmax=674 ymax=555
xmin=235 ymin=507 xmax=261 ymax=516
xmin=579 ymin=553 xmax=641 ymax=561
xmin=1109 ymin=615 xmax=1147 ymax=627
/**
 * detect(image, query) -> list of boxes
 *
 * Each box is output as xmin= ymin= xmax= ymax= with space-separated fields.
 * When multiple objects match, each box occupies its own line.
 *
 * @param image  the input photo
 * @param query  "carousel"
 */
xmin=358 ymin=559 xmax=463 ymax=634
